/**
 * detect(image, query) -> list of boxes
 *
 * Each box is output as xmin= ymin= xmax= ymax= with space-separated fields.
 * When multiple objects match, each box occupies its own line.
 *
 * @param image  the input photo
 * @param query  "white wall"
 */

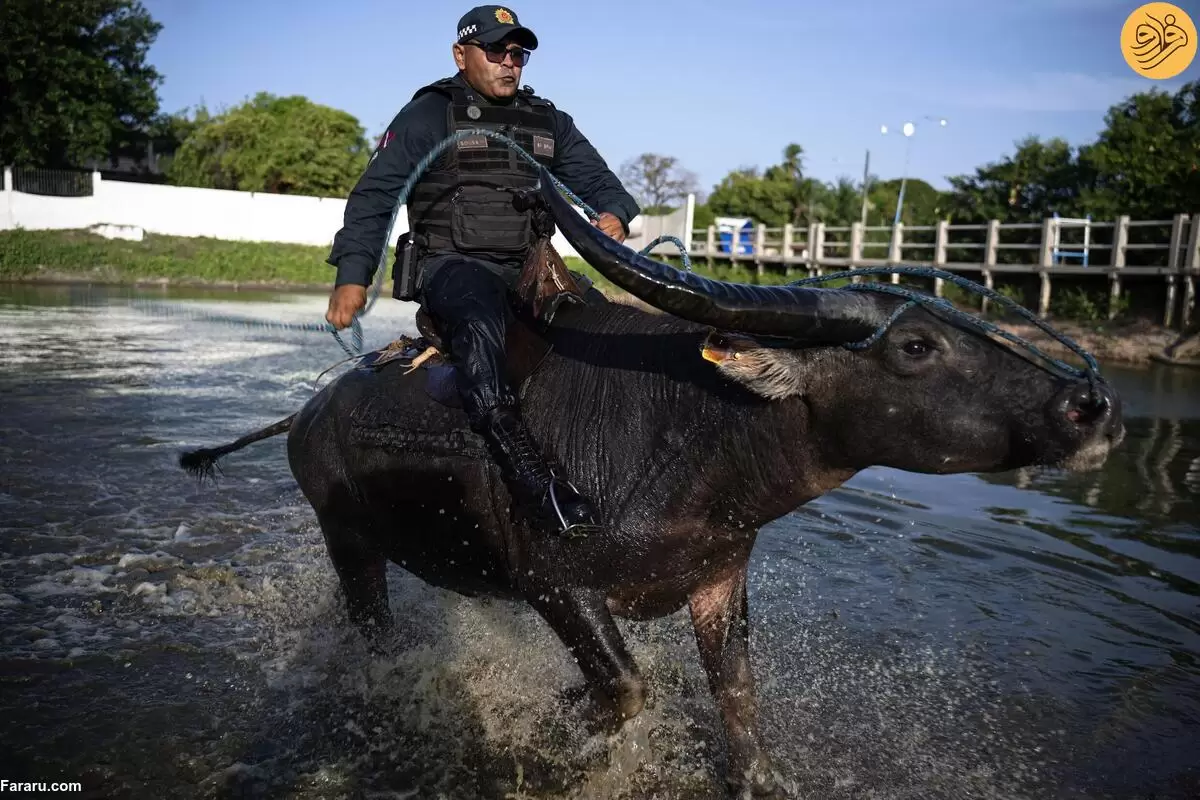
xmin=1 ymin=168 xmax=693 ymax=263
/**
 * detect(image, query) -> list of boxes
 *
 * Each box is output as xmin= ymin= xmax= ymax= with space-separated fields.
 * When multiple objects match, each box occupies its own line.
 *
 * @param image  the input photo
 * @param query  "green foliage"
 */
xmin=0 ymin=228 xmax=336 ymax=285
xmin=0 ymin=0 xmax=164 ymax=168
xmin=946 ymin=136 xmax=1082 ymax=223
xmin=867 ymin=178 xmax=950 ymax=227
xmin=1050 ymin=286 xmax=1129 ymax=322
xmin=166 ymin=93 xmax=371 ymax=196
xmin=945 ymin=80 xmax=1200 ymax=225
xmin=698 ymin=144 xmax=954 ymax=230
xmin=939 ymin=280 xmax=972 ymax=309
xmin=991 ymin=283 xmax=1028 ymax=310
xmin=1077 ymin=81 xmax=1200 ymax=220
xmin=706 ymin=165 xmax=798 ymax=227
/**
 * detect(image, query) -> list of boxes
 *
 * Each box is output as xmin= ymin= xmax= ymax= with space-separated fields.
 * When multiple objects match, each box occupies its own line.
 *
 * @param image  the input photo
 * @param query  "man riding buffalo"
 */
xmin=324 ymin=5 xmax=640 ymax=539
xmin=180 ymin=8 xmax=1129 ymax=797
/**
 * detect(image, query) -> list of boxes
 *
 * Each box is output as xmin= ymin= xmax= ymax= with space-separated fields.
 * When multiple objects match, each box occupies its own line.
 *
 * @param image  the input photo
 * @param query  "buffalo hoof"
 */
xmin=556 ymin=675 xmax=646 ymax=735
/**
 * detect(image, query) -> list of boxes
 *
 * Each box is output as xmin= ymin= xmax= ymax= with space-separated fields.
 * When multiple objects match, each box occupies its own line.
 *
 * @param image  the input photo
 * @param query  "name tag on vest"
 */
xmin=533 ymin=135 xmax=555 ymax=158
xmin=457 ymin=135 xmax=489 ymax=150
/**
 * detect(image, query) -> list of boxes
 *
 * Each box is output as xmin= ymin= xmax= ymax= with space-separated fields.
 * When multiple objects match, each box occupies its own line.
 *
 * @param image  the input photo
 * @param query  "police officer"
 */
xmin=324 ymin=5 xmax=640 ymax=538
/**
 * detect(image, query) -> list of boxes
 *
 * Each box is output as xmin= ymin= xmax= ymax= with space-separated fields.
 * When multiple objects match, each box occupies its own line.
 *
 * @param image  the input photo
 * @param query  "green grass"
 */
xmin=0 ymin=228 xmax=338 ymax=286
xmin=0 ymin=228 xmax=826 ymax=293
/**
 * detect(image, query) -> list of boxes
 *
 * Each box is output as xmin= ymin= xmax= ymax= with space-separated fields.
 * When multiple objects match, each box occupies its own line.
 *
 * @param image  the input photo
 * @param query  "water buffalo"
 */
xmin=180 ymin=169 xmax=1124 ymax=798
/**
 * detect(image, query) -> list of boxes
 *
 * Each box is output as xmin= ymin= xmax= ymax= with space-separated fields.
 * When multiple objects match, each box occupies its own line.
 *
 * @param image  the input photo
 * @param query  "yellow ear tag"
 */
xmin=700 ymin=330 xmax=742 ymax=364
xmin=701 ymin=344 xmax=725 ymax=364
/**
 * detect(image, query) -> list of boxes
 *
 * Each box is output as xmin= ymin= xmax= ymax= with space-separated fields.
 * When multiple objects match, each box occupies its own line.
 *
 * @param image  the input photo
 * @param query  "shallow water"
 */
xmin=0 ymin=283 xmax=1196 ymax=800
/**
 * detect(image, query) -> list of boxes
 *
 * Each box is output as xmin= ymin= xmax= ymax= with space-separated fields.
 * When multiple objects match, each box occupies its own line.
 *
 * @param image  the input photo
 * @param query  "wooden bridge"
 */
xmin=676 ymin=213 xmax=1200 ymax=328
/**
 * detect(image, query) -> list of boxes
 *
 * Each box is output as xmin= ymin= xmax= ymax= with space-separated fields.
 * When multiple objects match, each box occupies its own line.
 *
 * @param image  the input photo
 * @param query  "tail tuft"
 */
xmin=176 ymin=412 xmax=296 ymax=487
xmin=179 ymin=448 xmax=225 ymax=483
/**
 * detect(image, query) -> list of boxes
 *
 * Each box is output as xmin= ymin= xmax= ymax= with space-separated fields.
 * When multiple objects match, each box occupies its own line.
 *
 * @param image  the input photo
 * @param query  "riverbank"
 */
xmin=2 ymin=228 xmax=1192 ymax=366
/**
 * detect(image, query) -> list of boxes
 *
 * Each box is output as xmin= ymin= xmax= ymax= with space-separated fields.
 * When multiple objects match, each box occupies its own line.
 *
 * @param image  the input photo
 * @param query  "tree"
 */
xmin=867 ymin=178 xmax=949 ymax=227
xmin=944 ymin=81 xmax=1200 ymax=225
xmin=1077 ymin=80 xmax=1200 ymax=220
xmin=946 ymin=136 xmax=1082 ymax=224
xmin=824 ymin=176 xmax=868 ymax=227
xmin=704 ymin=166 xmax=797 ymax=227
xmin=167 ymin=93 xmax=371 ymax=196
xmin=618 ymin=153 xmax=699 ymax=214
xmin=0 ymin=0 xmax=164 ymax=168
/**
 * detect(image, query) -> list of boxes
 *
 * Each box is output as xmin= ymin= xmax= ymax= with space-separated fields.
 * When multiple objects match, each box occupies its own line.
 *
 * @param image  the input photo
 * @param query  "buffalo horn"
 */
xmin=537 ymin=168 xmax=890 ymax=343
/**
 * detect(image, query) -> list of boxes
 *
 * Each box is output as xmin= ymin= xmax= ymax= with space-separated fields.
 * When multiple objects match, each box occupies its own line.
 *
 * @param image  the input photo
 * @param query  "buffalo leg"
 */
xmin=317 ymin=512 xmax=393 ymax=642
xmin=690 ymin=563 xmax=783 ymax=798
xmin=526 ymin=587 xmax=646 ymax=725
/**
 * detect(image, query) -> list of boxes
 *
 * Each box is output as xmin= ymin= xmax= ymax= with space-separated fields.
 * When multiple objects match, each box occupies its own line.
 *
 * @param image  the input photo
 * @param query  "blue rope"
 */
xmin=786 ymin=266 xmax=1102 ymax=387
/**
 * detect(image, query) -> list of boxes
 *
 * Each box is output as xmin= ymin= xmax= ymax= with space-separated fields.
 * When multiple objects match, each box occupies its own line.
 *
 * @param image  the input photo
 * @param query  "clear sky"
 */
xmin=140 ymin=0 xmax=1199 ymax=196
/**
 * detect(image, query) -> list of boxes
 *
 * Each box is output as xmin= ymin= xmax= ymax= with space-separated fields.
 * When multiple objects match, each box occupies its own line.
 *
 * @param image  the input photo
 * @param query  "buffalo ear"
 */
xmin=700 ymin=329 xmax=806 ymax=400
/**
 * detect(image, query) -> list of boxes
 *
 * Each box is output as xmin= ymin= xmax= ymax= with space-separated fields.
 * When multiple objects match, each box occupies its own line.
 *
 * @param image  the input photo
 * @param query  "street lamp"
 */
xmin=880 ymin=116 xmax=947 ymax=226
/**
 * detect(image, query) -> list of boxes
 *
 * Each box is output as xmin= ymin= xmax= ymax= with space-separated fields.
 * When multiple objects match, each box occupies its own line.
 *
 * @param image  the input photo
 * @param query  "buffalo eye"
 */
xmin=902 ymin=339 xmax=935 ymax=357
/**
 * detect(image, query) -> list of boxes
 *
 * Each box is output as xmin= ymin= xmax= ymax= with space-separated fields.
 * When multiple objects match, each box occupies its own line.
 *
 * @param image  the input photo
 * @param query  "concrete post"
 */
xmin=933 ymin=219 xmax=948 ymax=298
xmin=754 ymin=224 xmax=766 ymax=277
xmin=1164 ymin=213 xmax=1188 ymax=328
xmin=811 ymin=223 xmax=826 ymax=276
xmin=1038 ymin=217 xmax=1055 ymax=318
xmin=1183 ymin=213 xmax=1200 ymax=329
xmin=981 ymin=219 xmax=999 ymax=315
xmin=1109 ymin=215 xmax=1129 ymax=319
xmin=782 ymin=223 xmax=794 ymax=276
xmin=887 ymin=223 xmax=903 ymax=284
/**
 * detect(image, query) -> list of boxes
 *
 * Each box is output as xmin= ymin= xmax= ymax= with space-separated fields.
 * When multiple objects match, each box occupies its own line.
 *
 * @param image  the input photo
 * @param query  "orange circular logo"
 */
xmin=495 ymin=8 xmax=514 ymax=24
xmin=1120 ymin=2 xmax=1197 ymax=79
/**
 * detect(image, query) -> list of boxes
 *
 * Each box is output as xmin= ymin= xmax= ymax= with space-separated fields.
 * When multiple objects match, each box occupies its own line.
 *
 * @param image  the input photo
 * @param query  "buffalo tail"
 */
xmin=179 ymin=413 xmax=297 ymax=481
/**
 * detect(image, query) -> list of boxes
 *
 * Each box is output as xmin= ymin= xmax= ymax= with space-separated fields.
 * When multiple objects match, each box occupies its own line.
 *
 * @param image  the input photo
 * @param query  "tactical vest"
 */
xmin=405 ymin=77 xmax=558 ymax=264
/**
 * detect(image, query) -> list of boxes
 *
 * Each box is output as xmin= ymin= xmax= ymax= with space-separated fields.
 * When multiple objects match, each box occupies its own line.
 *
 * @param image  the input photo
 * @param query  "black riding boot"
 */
xmin=420 ymin=257 xmax=602 ymax=538
xmin=475 ymin=403 xmax=602 ymax=539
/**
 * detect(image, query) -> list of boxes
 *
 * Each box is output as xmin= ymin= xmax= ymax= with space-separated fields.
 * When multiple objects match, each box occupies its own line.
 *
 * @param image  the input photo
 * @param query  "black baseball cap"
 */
xmin=455 ymin=5 xmax=538 ymax=49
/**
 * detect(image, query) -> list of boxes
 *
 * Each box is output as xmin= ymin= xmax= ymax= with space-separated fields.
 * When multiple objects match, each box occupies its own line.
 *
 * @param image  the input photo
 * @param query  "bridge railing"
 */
xmin=685 ymin=214 xmax=1199 ymax=327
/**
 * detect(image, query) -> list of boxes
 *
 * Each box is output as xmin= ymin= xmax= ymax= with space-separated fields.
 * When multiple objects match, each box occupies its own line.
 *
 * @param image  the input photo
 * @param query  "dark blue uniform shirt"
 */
xmin=327 ymin=72 xmax=641 ymax=288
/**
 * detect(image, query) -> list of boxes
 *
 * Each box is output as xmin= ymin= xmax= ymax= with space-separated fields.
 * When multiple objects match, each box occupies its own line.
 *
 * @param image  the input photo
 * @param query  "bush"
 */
xmin=1051 ymin=286 xmax=1128 ymax=322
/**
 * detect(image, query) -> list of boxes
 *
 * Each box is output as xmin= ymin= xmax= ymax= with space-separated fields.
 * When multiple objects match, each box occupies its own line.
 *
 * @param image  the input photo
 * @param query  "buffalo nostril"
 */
xmin=1066 ymin=392 xmax=1109 ymax=427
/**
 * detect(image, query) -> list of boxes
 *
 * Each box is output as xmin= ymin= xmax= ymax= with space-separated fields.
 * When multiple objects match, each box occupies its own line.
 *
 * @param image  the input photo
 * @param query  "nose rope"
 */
xmin=788 ymin=267 xmax=1105 ymax=399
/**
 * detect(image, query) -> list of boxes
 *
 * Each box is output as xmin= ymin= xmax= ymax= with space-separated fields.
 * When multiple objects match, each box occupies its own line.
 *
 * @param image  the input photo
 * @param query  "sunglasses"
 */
xmin=464 ymin=40 xmax=531 ymax=67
